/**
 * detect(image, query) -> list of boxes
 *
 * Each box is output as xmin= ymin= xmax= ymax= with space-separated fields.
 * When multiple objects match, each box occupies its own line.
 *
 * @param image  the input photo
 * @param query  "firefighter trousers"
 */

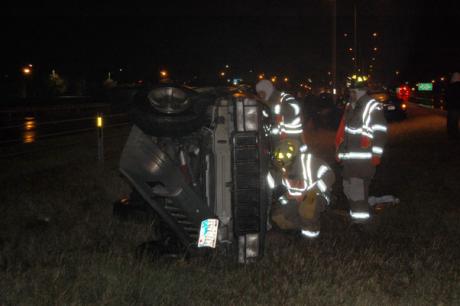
xmin=343 ymin=177 xmax=371 ymax=217
xmin=270 ymin=194 xmax=327 ymax=232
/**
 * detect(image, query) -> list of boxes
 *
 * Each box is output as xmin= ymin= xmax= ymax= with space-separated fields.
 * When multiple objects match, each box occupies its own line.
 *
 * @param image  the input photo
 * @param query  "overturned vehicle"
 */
xmin=116 ymin=83 xmax=271 ymax=263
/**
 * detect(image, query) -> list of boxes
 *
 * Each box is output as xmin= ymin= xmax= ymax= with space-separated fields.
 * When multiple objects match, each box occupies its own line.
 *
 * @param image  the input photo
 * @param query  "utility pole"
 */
xmin=354 ymin=1 xmax=358 ymax=72
xmin=332 ymin=0 xmax=337 ymax=102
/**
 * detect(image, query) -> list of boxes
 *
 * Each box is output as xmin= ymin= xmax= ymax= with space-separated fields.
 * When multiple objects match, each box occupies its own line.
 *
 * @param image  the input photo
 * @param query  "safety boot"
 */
xmin=300 ymin=223 xmax=320 ymax=239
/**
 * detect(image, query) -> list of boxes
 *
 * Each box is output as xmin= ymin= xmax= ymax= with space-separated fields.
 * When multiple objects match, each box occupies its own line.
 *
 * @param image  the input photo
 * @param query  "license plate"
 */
xmin=198 ymin=218 xmax=219 ymax=248
xmin=387 ymin=105 xmax=396 ymax=110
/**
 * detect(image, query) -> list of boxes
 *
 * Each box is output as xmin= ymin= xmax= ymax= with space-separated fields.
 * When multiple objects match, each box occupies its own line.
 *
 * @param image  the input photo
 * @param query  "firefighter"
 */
xmin=255 ymin=79 xmax=307 ymax=147
xmin=255 ymin=79 xmax=311 ymax=234
xmin=335 ymin=75 xmax=388 ymax=223
xmin=267 ymin=139 xmax=335 ymax=238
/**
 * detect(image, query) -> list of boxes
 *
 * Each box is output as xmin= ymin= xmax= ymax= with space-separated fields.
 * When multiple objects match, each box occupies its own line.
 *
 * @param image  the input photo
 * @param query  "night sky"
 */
xmin=1 ymin=0 xmax=459 ymax=84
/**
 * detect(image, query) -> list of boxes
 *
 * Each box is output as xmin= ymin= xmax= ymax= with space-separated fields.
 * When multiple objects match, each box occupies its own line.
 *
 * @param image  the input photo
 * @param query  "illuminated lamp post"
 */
xmin=21 ymin=64 xmax=33 ymax=98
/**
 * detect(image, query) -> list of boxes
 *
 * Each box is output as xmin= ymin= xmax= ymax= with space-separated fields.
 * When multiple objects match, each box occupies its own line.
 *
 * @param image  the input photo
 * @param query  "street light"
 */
xmin=22 ymin=64 xmax=33 ymax=76
xmin=160 ymin=70 xmax=168 ymax=79
xmin=284 ymin=77 xmax=289 ymax=82
xmin=258 ymin=74 xmax=265 ymax=80
xmin=22 ymin=67 xmax=32 ymax=76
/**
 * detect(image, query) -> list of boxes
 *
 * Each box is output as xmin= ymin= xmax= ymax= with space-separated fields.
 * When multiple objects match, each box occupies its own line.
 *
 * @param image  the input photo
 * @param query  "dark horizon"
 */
xmin=1 ymin=1 xmax=459 ymax=85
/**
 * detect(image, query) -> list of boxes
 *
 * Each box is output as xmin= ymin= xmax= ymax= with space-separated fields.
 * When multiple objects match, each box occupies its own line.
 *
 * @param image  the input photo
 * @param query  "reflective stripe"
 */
xmin=262 ymin=109 xmax=269 ymax=118
xmin=306 ymin=181 xmax=317 ymax=191
xmin=290 ymin=117 xmax=301 ymax=125
xmin=301 ymin=229 xmax=320 ymax=238
xmin=372 ymin=146 xmax=383 ymax=155
xmin=306 ymin=154 xmax=313 ymax=187
xmin=299 ymin=145 xmax=308 ymax=153
xmin=317 ymin=165 xmax=329 ymax=178
xmin=284 ymin=122 xmax=302 ymax=129
xmin=286 ymin=97 xmax=296 ymax=102
xmin=345 ymin=126 xmax=363 ymax=135
xmin=345 ymin=126 xmax=374 ymax=139
xmin=362 ymin=100 xmax=375 ymax=123
xmin=280 ymin=128 xmax=303 ymax=134
xmin=267 ymin=172 xmax=275 ymax=189
xmin=317 ymin=179 xmax=327 ymax=193
xmin=287 ymin=190 xmax=303 ymax=196
xmin=284 ymin=117 xmax=302 ymax=128
xmin=279 ymin=195 xmax=288 ymax=205
xmin=365 ymin=102 xmax=379 ymax=128
xmin=362 ymin=131 xmax=373 ymax=138
xmin=372 ymin=124 xmax=387 ymax=132
xmin=289 ymin=103 xmax=300 ymax=115
xmin=338 ymin=152 xmax=372 ymax=160
xmin=282 ymin=178 xmax=307 ymax=193
xmin=300 ymin=153 xmax=308 ymax=185
xmin=274 ymin=104 xmax=281 ymax=115
xmin=360 ymin=100 xmax=379 ymax=136
xmin=350 ymin=211 xmax=370 ymax=220
xmin=271 ymin=127 xmax=280 ymax=135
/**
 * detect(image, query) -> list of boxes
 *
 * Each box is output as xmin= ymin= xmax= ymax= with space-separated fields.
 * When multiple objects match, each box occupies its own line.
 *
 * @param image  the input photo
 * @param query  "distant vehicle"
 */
xmin=368 ymin=88 xmax=407 ymax=121
xmin=114 ymin=83 xmax=270 ymax=263
xmin=396 ymin=85 xmax=411 ymax=102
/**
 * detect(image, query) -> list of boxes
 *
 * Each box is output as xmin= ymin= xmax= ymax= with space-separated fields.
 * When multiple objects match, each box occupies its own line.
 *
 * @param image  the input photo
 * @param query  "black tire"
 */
xmin=130 ymin=87 xmax=213 ymax=137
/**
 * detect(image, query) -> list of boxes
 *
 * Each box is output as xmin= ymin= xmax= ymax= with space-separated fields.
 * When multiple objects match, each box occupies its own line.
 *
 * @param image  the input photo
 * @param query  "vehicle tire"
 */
xmin=130 ymin=87 xmax=213 ymax=137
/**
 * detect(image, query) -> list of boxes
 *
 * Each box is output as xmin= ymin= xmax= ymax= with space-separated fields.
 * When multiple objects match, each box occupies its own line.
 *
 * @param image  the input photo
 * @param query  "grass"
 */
xmin=1 ymin=105 xmax=460 ymax=305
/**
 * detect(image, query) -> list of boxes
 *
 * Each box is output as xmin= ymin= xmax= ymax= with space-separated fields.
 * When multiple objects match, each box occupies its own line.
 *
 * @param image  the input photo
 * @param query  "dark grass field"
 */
xmin=1 ymin=104 xmax=460 ymax=305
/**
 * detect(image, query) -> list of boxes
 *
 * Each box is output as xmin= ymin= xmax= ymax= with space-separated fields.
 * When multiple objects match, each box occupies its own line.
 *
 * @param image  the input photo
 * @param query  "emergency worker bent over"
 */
xmin=255 ymin=79 xmax=307 ymax=147
xmin=267 ymin=139 xmax=335 ymax=238
xmin=335 ymin=76 xmax=388 ymax=223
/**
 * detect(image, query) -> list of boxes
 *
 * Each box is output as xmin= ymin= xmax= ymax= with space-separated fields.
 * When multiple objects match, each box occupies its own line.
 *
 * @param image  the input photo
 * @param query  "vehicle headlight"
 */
xmin=147 ymin=87 xmax=191 ymax=114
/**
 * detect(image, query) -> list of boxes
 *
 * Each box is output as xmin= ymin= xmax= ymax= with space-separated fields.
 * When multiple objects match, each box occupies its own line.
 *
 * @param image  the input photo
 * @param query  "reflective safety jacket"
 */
xmin=335 ymin=95 xmax=388 ymax=177
xmin=262 ymin=91 xmax=307 ymax=146
xmin=267 ymin=151 xmax=335 ymax=205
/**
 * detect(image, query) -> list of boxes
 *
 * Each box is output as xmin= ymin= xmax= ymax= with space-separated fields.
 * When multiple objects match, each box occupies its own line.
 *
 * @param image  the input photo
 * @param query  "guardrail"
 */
xmin=0 ymin=112 xmax=131 ymax=160
xmin=410 ymin=93 xmax=446 ymax=110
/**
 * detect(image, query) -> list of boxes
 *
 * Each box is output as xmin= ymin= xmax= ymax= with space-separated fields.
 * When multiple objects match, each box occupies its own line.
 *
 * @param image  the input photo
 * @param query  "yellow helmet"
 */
xmin=347 ymin=74 xmax=369 ymax=89
xmin=272 ymin=139 xmax=300 ymax=169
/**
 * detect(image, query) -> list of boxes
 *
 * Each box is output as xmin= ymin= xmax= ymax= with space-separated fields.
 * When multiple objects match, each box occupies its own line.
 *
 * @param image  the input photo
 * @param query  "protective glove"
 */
xmin=371 ymin=155 xmax=381 ymax=166
xmin=272 ymin=185 xmax=288 ymax=200
xmin=299 ymin=189 xmax=317 ymax=220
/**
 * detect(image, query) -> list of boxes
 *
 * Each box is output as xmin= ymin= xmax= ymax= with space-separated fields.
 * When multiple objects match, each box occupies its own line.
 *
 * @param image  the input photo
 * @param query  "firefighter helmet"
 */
xmin=272 ymin=139 xmax=300 ymax=169
xmin=347 ymin=74 xmax=369 ymax=89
